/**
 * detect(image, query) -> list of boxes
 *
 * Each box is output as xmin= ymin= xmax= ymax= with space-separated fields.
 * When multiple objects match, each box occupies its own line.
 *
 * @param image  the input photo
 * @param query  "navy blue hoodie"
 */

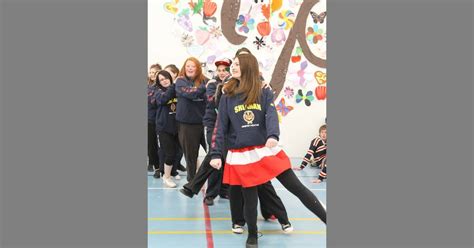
xmin=202 ymin=76 xmax=228 ymax=129
xmin=147 ymin=84 xmax=158 ymax=123
xmin=175 ymin=76 xmax=207 ymax=124
xmin=154 ymin=85 xmax=178 ymax=135
xmin=210 ymin=87 xmax=279 ymax=159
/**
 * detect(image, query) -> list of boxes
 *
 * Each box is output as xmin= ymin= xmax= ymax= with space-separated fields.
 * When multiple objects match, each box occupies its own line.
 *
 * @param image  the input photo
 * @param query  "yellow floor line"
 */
xmin=148 ymin=230 xmax=326 ymax=235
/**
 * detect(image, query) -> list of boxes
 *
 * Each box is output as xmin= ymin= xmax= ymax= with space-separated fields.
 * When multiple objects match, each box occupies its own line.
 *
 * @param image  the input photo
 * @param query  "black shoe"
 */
xmin=177 ymin=164 xmax=186 ymax=172
xmin=246 ymin=236 xmax=258 ymax=248
xmin=219 ymin=194 xmax=229 ymax=200
xmin=179 ymin=187 xmax=194 ymax=198
xmin=171 ymin=170 xmax=179 ymax=177
xmin=204 ymin=196 xmax=214 ymax=206
xmin=153 ymin=170 xmax=161 ymax=179
xmin=147 ymin=164 xmax=155 ymax=172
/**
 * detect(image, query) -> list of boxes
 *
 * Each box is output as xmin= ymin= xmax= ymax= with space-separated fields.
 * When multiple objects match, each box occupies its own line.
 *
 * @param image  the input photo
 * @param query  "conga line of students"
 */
xmin=147 ymin=48 xmax=327 ymax=248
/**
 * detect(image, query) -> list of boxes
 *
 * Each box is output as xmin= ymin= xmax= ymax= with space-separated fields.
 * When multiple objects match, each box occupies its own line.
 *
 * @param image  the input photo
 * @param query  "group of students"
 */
xmin=147 ymin=47 xmax=327 ymax=248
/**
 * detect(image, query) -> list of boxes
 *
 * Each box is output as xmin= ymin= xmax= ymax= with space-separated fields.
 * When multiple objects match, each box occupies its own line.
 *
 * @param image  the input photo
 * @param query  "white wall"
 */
xmin=148 ymin=0 xmax=326 ymax=158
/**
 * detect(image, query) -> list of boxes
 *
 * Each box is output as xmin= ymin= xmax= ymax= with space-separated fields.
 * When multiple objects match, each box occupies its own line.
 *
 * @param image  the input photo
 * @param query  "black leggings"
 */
xmin=229 ymin=181 xmax=290 ymax=226
xmin=242 ymin=169 xmax=327 ymax=236
xmin=158 ymin=131 xmax=179 ymax=165
xmin=147 ymin=122 xmax=159 ymax=166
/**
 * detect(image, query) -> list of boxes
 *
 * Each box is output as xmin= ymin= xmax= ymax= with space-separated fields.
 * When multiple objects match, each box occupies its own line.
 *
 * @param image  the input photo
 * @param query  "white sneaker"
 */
xmin=281 ymin=223 xmax=294 ymax=233
xmin=231 ymin=224 xmax=244 ymax=234
xmin=174 ymin=175 xmax=181 ymax=180
xmin=163 ymin=176 xmax=177 ymax=188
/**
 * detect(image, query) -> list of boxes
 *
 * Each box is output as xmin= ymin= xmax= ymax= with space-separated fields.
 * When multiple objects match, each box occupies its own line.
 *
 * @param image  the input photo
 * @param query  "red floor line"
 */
xmin=202 ymin=189 xmax=214 ymax=248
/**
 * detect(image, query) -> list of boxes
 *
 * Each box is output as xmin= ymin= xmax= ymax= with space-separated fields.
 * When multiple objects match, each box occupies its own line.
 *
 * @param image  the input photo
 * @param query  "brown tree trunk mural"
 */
xmin=221 ymin=0 xmax=247 ymax=45
xmin=221 ymin=0 xmax=326 ymax=98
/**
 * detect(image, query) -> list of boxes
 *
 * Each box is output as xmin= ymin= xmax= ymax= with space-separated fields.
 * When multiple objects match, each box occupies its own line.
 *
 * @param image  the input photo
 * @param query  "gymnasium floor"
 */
xmin=148 ymin=158 xmax=327 ymax=248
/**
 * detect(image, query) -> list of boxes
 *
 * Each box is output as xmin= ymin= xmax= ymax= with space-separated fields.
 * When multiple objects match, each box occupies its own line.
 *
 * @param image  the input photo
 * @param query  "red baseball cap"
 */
xmin=214 ymin=58 xmax=232 ymax=67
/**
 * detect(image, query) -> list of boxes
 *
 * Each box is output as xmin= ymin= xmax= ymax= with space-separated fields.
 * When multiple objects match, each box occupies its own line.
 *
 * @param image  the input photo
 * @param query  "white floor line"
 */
xmin=148 ymin=187 xmax=326 ymax=191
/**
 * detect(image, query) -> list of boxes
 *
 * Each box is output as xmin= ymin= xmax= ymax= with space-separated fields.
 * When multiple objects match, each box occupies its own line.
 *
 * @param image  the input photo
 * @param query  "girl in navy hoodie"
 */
xmin=210 ymin=52 xmax=327 ymax=248
xmin=154 ymin=70 xmax=179 ymax=188
xmin=147 ymin=63 xmax=162 ymax=173
xmin=175 ymin=57 xmax=208 ymax=182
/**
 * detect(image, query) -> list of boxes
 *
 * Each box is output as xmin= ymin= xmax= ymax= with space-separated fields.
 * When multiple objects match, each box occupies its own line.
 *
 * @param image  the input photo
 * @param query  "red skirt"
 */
xmin=223 ymin=145 xmax=291 ymax=188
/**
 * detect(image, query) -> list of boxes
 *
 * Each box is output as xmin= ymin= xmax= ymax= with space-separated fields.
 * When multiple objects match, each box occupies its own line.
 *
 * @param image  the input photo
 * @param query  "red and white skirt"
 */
xmin=222 ymin=145 xmax=291 ymax=188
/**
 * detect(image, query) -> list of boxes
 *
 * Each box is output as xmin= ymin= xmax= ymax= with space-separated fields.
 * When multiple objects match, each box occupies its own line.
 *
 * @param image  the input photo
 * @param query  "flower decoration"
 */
xmin=208 ymin=25 xmax=223 ymax=38
xmin=284 ymin=86 xmax=294 ymax=98
xmin=278 ymin=10 xmax=295 ymax=30
xmin=181 ymin=33 xmax=194 ymax=47
xmin=306 ymin=24 xmax=324 ymax=44
xmin=236 ymin=14 xmax=255 ymax=34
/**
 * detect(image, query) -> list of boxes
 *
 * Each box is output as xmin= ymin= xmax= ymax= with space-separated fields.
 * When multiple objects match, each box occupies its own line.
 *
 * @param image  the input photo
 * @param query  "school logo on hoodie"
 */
xmin=243 ymin=110 xmax=255 ymax=125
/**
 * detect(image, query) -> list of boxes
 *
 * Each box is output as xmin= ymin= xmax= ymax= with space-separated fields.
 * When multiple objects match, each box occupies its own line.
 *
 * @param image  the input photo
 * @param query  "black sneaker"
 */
xmin=204 ymin=196 xmax=214 ymax=206
xmin=281 ymin=223 xmax=294 ymax=233
xmin=177 ymin=164 xmax=186 ymax=172
xmin=245 ymin=236 xmax=258 ymax=248
xmin=152 ymin=170 xmax=161 ymax=179
xmin=219 ymin=194 xmax=229 ymax=200
xmin=147 ymin=164 xmax=155 ymax=172
xmin=179 ymin=187 xmax=194 ymax=198
xmin=231 ymin=224 xmax=244 ymax=234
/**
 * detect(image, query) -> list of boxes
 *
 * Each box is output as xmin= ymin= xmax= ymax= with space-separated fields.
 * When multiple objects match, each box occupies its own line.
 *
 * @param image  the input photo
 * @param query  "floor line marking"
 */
xmin=148 ymin=217 xmax=321 ymax=221
xmin=201 ymin=189 xmax=214 ymax=248
xmin=148 ymin=188 xmax=326 ymax=191
xmin=148 ymin=230 xmax=326 ymax=235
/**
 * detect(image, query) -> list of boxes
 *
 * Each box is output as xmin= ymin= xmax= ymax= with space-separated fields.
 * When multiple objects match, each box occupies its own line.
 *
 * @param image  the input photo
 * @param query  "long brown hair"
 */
xmin=178 ymin=57 xmax=207 ymax=87
xmin=148 ymin=63 xmax=162 ymax=85
xmin=223 ymin=53 xmax=262 ymax=105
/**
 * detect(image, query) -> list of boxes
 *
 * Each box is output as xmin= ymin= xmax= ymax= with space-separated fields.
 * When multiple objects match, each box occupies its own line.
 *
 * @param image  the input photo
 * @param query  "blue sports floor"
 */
xmin=148 ymin=158 xmax=326 ymax=248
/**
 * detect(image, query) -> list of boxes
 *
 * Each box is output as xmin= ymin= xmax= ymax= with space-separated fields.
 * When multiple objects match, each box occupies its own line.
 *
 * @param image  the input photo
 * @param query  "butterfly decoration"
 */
xmin=276 ymin=98 xmax=294 ymax=117
xmin=253 ymin=36 xmax=266 ymax=50
xmin=296 ymin=89 xmax=315 ymax=106
xmin=296 ymin=61 xmax=308 ymax=87
xmin=310 ymin=11 xmax=327 ymax=24
xmin=164 ymin=0 xmax=180 ymax=15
